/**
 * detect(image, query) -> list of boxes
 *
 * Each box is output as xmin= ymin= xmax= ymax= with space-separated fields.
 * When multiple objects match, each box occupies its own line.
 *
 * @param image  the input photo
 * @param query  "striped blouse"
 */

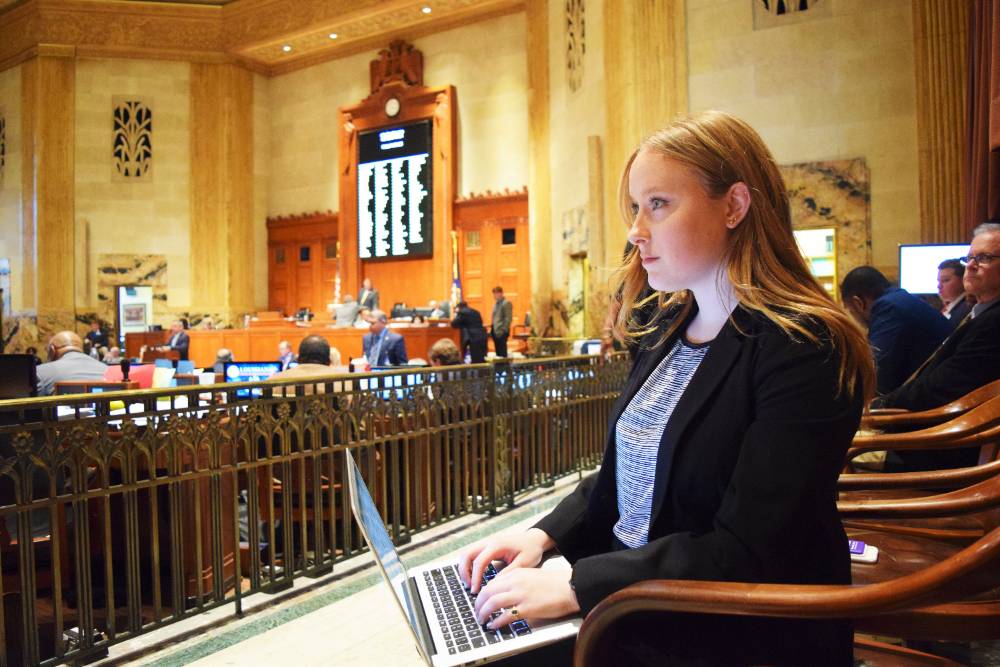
xmin=613 ymin=337 xmax=709 ymax=549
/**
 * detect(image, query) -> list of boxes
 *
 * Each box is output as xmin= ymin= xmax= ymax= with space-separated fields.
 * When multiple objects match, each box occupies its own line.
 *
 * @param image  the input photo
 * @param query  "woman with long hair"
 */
xmin=459 ymin=110 xmax=874 ymax=665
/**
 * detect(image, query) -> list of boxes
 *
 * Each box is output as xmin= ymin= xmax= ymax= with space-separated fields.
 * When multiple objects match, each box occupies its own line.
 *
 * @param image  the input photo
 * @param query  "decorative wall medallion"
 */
xmin=0 ymin=112 xmax=6 ymax=188
xmin=565 ymin=0 xmax=585 ymax=93
xmin=754 ymin=0 xmax=829 ymax=29
xmin=112 ymin=98 xmax=153 ymax=181
xmin=369 ymin=40 xmax=424 ymax=95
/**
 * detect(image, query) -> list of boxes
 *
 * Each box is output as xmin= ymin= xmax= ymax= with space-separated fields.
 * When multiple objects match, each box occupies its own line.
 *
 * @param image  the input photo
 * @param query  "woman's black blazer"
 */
xmin=535 ymin=305 xmax=863 ymax=664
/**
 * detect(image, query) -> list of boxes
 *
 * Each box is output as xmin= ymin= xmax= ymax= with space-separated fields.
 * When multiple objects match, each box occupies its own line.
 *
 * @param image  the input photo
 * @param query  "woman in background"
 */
xmin=459 ymin=110 xmax=874 ymax=665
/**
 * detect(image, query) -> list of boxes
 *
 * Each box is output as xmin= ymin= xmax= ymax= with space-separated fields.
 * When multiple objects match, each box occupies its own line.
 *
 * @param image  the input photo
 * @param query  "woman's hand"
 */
xmin=473 ymin=568 xmax=580 ymax=628
xmin=457 ymin=528 xmax=553 ymax=593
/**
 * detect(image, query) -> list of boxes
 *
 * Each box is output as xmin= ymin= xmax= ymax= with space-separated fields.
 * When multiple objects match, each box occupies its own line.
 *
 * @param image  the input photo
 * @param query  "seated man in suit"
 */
xmin=160 ymin=320 xmax=190 ymax=361
xmin=841 ymin=266 xmax=952 ymax=396
xmin=362 ymin=310 xmax=408 ymax=366
xmin=937 ymin=258 xmax=972 ymax=324
xmin=874 ymin=222 xmax=1000 ymax=470
xmin=269 ymin=335 xmax=343 ymax=395
xmin=84 ymin=320 xmax=109 ymax=355
xmin=357 ymin=277 xmax=379 ymax=311
xmin=334 ymin=295 xmax=361 ymax=328
xmin=36 ymin=331 xmax=109 ymax=396
xmin=278 ymin=340 xmax=296 ymax=370
xmin=428 ymin=299 xmax=448 ymax=319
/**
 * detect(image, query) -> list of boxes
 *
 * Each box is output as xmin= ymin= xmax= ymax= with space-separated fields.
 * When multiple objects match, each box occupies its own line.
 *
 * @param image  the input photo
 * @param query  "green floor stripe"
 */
xmin=147 ymin=494 xmax=565 ymax=667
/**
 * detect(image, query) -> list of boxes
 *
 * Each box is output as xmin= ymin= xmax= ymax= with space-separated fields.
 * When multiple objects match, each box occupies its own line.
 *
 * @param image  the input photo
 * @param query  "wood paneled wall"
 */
xmin=455 ymin=192 xmax=530 ymax=326
xmin=912 ymin=0 xmax=970 ymax=243
xmin=602 ymin=0 xmax=687 ymax=270
xmin=190 ymin=62 xmax=256 ymax=319
xmin=267 ymin=212 xmax=338 ymax=315
xmin=21 ymin=49 xmax=76 ymax=322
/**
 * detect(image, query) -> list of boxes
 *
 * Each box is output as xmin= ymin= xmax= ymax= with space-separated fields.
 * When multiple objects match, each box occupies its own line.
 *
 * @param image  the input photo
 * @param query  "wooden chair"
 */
xmin=863 ymin=378 xmax=1000 ymax=431
xmin=52 ymin=380 xmax=139 ymax=395
xmin=573 ymin=524 xmax=1000 ymax=667
xmin=838 ymin=465 xmax=1000 ymax=546
xmin=848 ymin=396 xmax=1000 ymax=473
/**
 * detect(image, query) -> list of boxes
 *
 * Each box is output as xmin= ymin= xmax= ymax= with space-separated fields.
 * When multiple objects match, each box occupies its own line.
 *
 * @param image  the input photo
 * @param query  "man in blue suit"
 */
xmin=841 ymin=266 xmax=952 ymax=396
xmin=362 ymin=309 xmax=408 ymax=366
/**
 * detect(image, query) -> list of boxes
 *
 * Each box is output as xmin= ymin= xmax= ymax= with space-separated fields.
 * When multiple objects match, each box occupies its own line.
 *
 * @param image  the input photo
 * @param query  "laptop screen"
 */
xmin=346 ymin=450 xmax=431 ymax=660
xmin=223 ymin=361 xmax=282 ymax=398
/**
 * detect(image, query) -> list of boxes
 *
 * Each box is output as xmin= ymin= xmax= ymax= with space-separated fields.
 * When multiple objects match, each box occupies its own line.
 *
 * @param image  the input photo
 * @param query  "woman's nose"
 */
xmin=627 ymin=217 xmax=648 ymax=246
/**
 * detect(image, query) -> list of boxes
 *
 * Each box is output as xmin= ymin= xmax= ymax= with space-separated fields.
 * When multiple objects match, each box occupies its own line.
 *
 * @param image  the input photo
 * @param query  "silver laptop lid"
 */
xmin=345 ymin=449 xmax=434 ymax=663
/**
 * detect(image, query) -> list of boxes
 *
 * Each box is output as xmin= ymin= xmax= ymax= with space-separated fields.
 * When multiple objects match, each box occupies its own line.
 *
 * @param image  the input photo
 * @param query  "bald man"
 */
xmin=36 ymin=331 xmax=109 ymax=396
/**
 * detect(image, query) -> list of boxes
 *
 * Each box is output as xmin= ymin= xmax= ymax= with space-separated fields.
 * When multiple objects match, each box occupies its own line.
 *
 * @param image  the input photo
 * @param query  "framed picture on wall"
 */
xmin=122 ymin=303 xmax=147 ymax=327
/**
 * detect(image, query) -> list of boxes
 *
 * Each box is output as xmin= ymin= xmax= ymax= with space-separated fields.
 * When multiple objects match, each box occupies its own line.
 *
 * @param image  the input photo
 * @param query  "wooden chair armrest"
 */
xmin=837 ymin=474 xmax=1000 ymax=518
xmin=848 ymin=423 xmax=1000 ymax=462
xmin=838 ymin=459 xmax=1000 ymax=491
xmin=866 ymin=408 xmax=912 ymax=416
xmin=575 ymin=525 xmax=1000 ymax=667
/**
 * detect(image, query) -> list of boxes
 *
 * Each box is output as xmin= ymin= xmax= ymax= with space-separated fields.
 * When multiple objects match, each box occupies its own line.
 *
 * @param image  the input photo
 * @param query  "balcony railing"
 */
xmin=0 ymin=354 xmax=629 ymax=665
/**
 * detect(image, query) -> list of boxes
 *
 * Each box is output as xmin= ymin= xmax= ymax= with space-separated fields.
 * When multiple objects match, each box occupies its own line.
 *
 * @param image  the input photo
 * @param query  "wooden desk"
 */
xmin=125 ymin=331 xmax=168 ymax=359
xmin=178 ymin=324 xmax=461 ymax=368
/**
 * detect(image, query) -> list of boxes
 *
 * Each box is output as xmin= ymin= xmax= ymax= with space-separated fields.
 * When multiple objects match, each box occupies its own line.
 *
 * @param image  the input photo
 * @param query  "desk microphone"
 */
xmin=121 ymin=358 xmax=131 ymax=381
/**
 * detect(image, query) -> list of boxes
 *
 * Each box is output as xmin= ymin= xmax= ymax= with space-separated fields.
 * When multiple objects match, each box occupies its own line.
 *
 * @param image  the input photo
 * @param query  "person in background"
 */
xmin=459 ymin=110 xmax=874 ymax=665
xmin=213 ymin=348 xmax=234 ymax=374
xmin=278 ymin=340 xmax=296 ymax=370
xmin=362 ymin=310 xmax=408 ymax=366
xmin=428 ymin=338 xmax=462 ymax=366
xmin=490 ymin=286 xmax=513 ymax=358
xmin=840 ymin=266 xmax=952 ymax=396
xmin=160 ymin=320 xmax=190 ymax=361
xmin=268 ymin=336 xmax=343 ymax=395
xmin=335 ymin=294 xmax=360 ymax=328
xmin=357 ymin=277 xmax=379 ymax=311
xmin=875 ymin=222 xmax=1000 ymax=470
xmin=428 ymin=299 xmax=447 ymax=319
xmin=201 ymin=316 xmax=216 ymax=330
xmin=36 ymin=331 xmax=109 ymax=396
xmin=937 ymin=258 xmax=972 ymax=323
xmin=103 ymin=347 xmax=123 ymax=365
xmin=451 ymin=301 xmax=488 ymax=363
xmin=354 ymin=307 xmax=372 ymax=328
xmin=85 ymin=320 xmax=109 ymax=356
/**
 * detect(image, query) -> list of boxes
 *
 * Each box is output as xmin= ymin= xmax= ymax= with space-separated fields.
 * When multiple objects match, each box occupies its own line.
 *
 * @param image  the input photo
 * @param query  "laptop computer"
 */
xmin=345 ymin=449 xmax=582 ymax=666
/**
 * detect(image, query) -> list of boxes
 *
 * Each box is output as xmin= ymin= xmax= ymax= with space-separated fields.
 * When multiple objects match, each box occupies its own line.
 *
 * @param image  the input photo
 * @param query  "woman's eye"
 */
xmin=629 ymin=202 xmax=639 ymax=217
xmin=650 ymin=198 xmax=667 ymax=210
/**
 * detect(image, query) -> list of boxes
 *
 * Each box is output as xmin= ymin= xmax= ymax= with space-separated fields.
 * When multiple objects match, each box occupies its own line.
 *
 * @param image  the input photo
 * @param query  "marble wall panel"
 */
xmin=95 ymin=253 xmax=167 ymax=332
xmin=780 ymin=157 xmax=872 ymax=278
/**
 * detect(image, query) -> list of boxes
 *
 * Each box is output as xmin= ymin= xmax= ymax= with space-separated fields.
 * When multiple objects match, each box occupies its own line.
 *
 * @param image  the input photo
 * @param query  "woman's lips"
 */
xmin=641 ymin=256 xmax=659 ymax=267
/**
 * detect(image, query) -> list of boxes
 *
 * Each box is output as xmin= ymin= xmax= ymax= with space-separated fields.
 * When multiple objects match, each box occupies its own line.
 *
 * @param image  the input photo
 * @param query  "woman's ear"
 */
xmin=725 ymin=182 xmax=751 ymax=229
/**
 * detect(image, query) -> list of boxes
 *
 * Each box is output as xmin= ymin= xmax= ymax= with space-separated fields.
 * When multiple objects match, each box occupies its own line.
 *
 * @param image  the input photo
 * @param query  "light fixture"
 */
xmin=421 ymin=5 xmax=432 ymax=13
xmin=329 ymin=32 xmax=338 ymax=40
xmin=282 ymin=44 xmax=292 ymax=52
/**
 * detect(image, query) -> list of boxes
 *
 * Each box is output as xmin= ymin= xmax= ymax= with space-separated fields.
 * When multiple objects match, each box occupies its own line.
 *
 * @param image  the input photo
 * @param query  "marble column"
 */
xmin=912 ymin=0 xmax=970 ymax=243
xmin=601 ymin=0 xmax=687 ymax=269
xmin=21 ymin=47 xmax=77 ymax=341
xmin=526 ymin=0 xmax=552 ymax=333
xmin=190 ymin=63 xmax=255 ymax=324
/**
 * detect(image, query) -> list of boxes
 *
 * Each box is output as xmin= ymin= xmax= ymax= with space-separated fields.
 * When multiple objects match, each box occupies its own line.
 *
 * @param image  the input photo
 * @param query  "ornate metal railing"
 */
xmin=0 ymin=354 xmax=629 ymax=666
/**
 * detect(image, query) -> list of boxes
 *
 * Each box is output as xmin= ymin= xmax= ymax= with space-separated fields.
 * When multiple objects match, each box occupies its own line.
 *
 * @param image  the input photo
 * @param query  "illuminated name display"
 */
xmin=357 ymin=120 xmax=433 ymax=260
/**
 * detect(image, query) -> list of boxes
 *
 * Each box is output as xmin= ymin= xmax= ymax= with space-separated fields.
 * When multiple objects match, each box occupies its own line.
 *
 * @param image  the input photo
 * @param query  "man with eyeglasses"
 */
xmin=874 ymin=222 xmax=1000 ymax=471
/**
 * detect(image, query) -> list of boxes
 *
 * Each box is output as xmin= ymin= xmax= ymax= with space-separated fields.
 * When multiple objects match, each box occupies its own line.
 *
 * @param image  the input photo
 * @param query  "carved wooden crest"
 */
xmin=370 ymin=40 xmax=424 ymax=93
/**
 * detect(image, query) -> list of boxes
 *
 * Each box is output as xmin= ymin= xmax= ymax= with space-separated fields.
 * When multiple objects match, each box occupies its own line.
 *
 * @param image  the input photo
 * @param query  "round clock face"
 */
xmin=384 ymin=97 xmax=401 ymax=117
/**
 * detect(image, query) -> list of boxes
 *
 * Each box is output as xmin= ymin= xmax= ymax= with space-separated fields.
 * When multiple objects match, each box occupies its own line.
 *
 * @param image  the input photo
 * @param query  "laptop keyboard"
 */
xmin=423 ymin=563 xmax=532 ymax=655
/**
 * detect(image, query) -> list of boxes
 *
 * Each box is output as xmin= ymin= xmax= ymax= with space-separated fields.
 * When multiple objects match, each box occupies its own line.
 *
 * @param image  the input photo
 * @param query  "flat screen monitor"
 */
xmin=898 ymin=244 xmax=969 ymax=294
xmin=223 ymin=361 xmax=282 ymax=398
xmin=0 ymin=354 xmax=38 ymax=400
xmin=357 ymin=120 xmax=433 ymax=260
